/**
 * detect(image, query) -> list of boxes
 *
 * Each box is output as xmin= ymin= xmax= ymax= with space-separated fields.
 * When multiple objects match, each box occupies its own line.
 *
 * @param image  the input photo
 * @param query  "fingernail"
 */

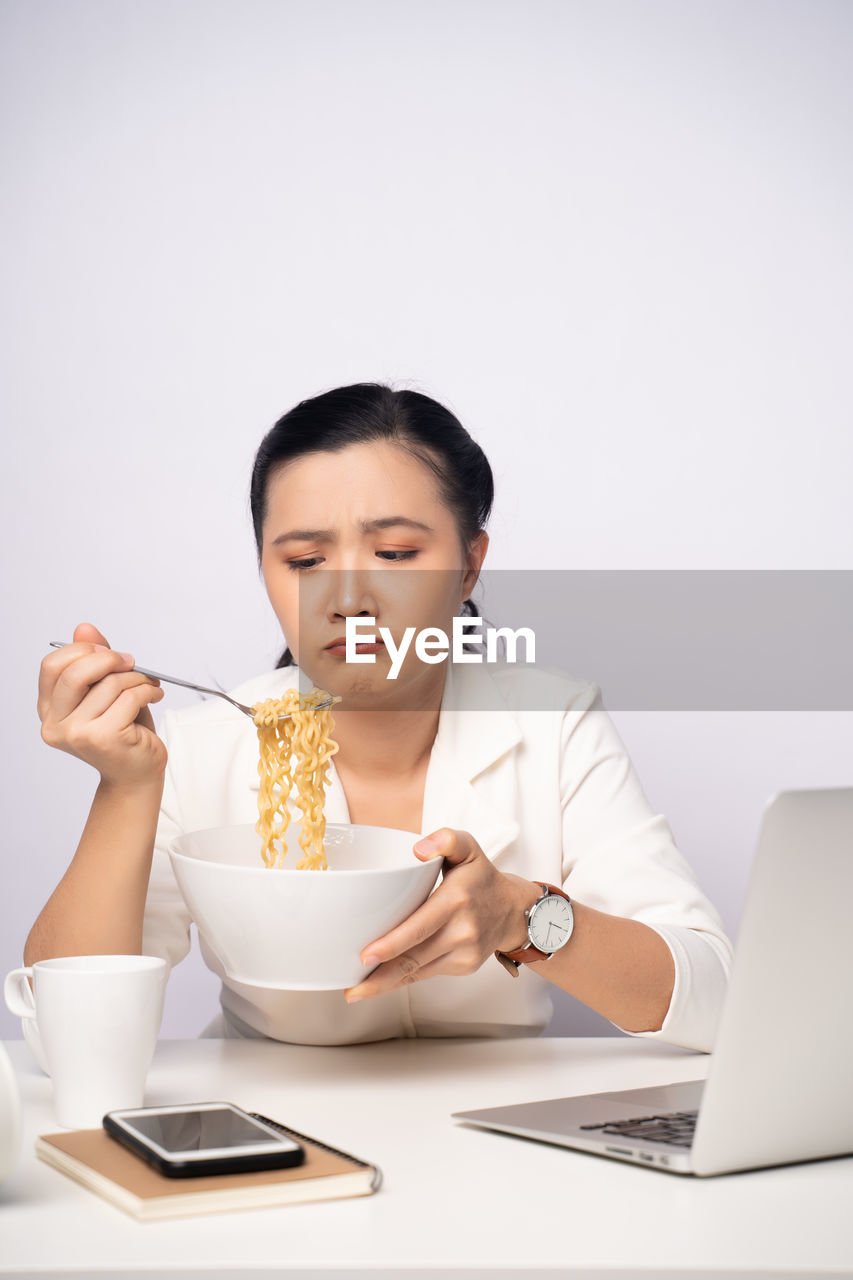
xmin=362 ymin=953 xmax=379 ymax=967
xmin=345 ymin=992 xmax=363 ymax=1004
xmin=120 ymin=652 xmax=134 ymax=665
xmin=414 ymin=835 xmax=439 ymax=854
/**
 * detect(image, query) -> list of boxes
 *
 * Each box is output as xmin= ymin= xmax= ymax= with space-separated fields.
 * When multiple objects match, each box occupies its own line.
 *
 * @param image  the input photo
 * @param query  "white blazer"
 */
xmin=143 ymin=660 xmax=733 ymax=1052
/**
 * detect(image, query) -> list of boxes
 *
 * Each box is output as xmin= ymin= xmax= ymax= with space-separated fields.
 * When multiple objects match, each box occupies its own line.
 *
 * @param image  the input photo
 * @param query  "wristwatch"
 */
xmin=495 ymin=882 xmax=574 ymax=977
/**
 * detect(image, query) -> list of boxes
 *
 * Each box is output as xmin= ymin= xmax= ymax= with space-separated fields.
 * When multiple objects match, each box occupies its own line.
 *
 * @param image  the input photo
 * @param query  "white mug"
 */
xmin=4 ymin=956 xmax=167 ymax=1129
xmin=0 ymin=1043 xmax=21 ymax=1185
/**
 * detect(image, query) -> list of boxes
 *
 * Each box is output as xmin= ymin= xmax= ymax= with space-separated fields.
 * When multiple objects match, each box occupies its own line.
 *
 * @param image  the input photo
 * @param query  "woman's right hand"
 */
xmin=38 ymin=622 xmax=167 ymax=787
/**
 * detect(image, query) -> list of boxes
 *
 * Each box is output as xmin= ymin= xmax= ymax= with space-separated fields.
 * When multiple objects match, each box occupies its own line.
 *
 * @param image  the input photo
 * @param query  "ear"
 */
xmin=461 ymin=531 xmax=489 ymax=599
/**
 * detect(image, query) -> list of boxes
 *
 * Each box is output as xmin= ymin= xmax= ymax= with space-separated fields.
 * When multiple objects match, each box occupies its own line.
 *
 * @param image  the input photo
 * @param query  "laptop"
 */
xmin=453 ymin=787 xmax=853 ymax=1176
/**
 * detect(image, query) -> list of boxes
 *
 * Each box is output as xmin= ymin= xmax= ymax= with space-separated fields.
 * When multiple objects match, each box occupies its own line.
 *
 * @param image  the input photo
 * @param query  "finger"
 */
xmin=359 ymin=882 xmax=458 ymax=967
xmin=359 ymin=835 xmax=486 ymax=965
xmin=412 ymin=827 xmax=482 ymax=868
xmin=39 ymin=642 xmax=108 ymax=707
xmin=69 ymin=669 xmax=161 ymax=723
xmin=91 ymin=683 xmax=165 ymax=739
xmin=47 ymin=650 xmax=136 ymax=722
xmin=347 ymin=936 xmax=457 ymax=1001
xmin=39 ymin=646 xmax=129 ymax=718
xmin=135 ymin=705 xmax=157 ymax=734
xmin=73 ymin=621 xmax=111 ymax=648
xmin=39 ymin=621 xmax=114 ymax=700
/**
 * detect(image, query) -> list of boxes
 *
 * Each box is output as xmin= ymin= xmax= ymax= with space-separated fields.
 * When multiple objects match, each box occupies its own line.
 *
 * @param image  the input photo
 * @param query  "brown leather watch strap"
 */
xmin=495 ymin=882 xmax=572 ymax=967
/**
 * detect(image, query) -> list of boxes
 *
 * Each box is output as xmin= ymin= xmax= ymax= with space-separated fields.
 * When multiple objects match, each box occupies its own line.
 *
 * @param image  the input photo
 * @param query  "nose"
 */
xmin=325 ymin=567 xmax=380 ymax=624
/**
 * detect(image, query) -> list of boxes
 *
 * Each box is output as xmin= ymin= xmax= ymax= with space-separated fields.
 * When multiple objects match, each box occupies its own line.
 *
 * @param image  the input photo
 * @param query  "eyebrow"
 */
xmin=271 ymin=516 xmax=435 ymax=546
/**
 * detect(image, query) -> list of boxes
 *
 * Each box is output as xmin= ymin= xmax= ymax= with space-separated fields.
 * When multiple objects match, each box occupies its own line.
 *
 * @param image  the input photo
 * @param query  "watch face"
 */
xmin=529 ymin=894 xmax=573 ymax=953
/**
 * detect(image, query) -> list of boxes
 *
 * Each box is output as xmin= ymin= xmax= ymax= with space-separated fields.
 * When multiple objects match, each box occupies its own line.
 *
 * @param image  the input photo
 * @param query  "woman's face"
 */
xmin=260 ymin=441 xmax=488 ymax=707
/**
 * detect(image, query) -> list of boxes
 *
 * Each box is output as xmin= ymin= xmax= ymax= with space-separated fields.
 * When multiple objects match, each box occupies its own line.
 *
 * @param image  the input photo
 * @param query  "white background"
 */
xmin=2 ymin=0 xmax=851 ymax=1041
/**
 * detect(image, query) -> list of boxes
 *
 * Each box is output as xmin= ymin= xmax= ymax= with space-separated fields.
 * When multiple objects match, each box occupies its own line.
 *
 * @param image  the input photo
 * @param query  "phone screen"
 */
xmin=126 ymin=1108 xmax=284 ymax=1153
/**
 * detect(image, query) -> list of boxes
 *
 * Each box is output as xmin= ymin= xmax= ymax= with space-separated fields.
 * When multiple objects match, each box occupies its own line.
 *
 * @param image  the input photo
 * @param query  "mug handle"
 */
xmin=4 ymin=968 xmax=36 ymax=1020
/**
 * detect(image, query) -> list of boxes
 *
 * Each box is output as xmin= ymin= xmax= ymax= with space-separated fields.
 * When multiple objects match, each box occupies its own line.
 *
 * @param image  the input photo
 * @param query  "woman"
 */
xmin=29 ymin=382 xmax=732 ymax=1050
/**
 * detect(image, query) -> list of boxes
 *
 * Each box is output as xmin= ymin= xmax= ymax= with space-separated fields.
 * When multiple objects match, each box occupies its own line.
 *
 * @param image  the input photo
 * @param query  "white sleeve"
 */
xmin=560 ymin=684 xmax=733 ymax=1053
xmin=141 ymin=711 xmax=193 ymax=972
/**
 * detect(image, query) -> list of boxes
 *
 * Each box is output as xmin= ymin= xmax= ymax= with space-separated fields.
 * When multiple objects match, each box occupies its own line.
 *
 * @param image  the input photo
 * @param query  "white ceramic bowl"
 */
xmin=168 ymin=822 xmax=442 ymax=990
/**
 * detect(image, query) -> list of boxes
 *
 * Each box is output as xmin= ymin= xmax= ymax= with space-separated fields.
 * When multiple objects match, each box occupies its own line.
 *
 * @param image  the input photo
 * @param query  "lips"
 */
xmin=324 ymin=637 xmax=386 ymax=655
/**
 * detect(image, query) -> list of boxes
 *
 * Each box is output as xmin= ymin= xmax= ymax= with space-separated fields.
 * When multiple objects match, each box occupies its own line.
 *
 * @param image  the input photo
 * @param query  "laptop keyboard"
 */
xmin=579 ymin=1110 xmax=698 ymax=1148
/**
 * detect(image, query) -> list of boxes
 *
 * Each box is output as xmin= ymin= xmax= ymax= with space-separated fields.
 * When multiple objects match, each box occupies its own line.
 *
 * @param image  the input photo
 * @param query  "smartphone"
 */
xmin=103 ymin=1102 xmax=305 ymax=1178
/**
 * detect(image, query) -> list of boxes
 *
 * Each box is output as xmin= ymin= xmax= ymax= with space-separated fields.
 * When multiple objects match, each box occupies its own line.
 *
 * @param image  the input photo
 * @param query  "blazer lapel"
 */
xmin=420 ymin=661 xmax=522 ymax=864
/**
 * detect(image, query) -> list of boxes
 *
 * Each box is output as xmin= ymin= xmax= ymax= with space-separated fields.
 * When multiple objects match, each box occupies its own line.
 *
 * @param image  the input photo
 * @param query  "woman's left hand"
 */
xmin=344 ymin=828 xmax=540 ymax=1002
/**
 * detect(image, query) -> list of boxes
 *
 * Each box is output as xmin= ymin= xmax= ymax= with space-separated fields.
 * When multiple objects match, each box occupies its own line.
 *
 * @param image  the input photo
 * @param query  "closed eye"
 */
xmin=287 ymin=557 xmax=324 ymax=571
xmin=286 ymin=550 xmax=419 ymax=571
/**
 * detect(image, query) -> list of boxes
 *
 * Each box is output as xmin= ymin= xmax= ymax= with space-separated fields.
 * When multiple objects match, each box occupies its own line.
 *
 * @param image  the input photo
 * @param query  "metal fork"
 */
xmin=48 ymin=642 xmax=341 ymax=720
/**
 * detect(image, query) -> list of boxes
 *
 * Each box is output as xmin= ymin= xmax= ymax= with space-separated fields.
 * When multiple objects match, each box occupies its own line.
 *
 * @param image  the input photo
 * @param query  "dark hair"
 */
xmin=249 ymin=382 xmax=494 ymax=668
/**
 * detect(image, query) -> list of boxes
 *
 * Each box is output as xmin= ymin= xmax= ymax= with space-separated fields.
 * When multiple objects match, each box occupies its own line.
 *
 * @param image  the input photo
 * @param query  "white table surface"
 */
xmin=2 ymin=1036 xmax=852 ymax=1279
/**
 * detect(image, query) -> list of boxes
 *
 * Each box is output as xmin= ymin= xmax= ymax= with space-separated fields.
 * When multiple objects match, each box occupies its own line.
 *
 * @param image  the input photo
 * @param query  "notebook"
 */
xmin=36 ymin=1113 xmax=381 ymax=1219
xmin=453 ymin=786 xmax=853 ymax=1176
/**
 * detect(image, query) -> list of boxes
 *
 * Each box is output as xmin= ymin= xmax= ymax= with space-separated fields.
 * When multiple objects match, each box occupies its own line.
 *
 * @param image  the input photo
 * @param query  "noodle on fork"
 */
xmin=252 ymin=688 xmax=340 ymax=869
